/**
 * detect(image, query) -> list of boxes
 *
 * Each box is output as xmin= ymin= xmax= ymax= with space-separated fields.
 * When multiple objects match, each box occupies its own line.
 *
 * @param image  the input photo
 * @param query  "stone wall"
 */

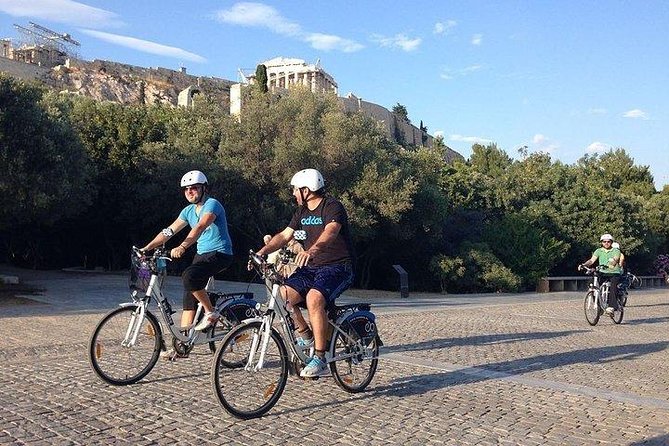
xmin=1 ymin=56 xmax=234 ymax=106
xmin=0 ymin=57 xmax=50 ymax=81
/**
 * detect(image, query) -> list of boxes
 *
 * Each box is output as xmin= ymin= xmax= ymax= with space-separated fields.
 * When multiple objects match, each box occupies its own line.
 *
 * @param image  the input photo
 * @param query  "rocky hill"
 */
xmin=0 ymin=56 xmax=234 ymax=106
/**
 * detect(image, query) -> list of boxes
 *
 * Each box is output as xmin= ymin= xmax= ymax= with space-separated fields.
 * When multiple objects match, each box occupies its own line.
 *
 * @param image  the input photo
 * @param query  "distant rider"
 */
xmin=579 ymin=233 xmax=621 ymax=314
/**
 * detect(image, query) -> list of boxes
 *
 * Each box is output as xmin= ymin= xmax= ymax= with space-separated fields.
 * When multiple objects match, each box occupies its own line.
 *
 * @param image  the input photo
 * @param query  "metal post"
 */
xmin=392 ymin=265 xmax=409 ymax=298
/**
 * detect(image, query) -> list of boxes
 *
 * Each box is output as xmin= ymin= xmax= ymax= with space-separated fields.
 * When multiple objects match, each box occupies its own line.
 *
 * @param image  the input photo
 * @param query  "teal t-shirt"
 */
xmin=593 ymin=247 xmax=621 ymax=274
xmin=178 ymin=197 xmax=233 ymax=255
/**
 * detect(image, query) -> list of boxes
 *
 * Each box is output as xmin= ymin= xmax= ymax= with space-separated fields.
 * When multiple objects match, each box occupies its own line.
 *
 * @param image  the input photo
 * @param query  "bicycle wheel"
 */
xmin=584 ymin=291 xmax=600 ymax=326
xmin=208 ymin=317 xmax=234 ymax=353
xmin=88 ymin=306 xmax=162 ymax=385
xmin=211 ymin=322 xmax=288 ymax=419
xmin=619 ymin=291 xmax=628 ymax=307
xmin=330 ymin=329 xmax=379 ymax=393
xmin=611 ymin=305 xmax=624 ymax=324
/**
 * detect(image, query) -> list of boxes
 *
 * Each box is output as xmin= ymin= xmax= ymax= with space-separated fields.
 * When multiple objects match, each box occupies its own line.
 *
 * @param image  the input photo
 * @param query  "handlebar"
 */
xmin=578 ymin=264 xmax=614 ymax=275
xmin=132 ymin=245 xmax=171 ymax=275
xmin=248 ymin=250 xmax=284 ymax=283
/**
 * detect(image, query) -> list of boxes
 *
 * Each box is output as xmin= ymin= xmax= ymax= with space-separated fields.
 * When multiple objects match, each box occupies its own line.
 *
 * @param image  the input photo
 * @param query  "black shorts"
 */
xmin=182 ymin=251 xmax=232 ymax=310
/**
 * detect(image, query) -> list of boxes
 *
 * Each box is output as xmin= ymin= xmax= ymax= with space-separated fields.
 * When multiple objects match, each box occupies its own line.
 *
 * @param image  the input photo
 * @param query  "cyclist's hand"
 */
xmin=294 ymin=250 xmax=311 ymax=267
xmin=578 ymin=264 xmax=584 ymax=271
xmin=170 ymin=246 xmax=186 ymax=259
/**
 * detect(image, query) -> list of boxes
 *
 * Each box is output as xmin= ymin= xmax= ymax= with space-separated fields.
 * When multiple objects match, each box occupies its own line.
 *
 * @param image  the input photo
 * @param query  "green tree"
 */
xmin=0 ymin=76 xmax=94 ymax=266
xmin=392 ymin=103 xmax=410 ymax=123
xmin=255 ymin=64 xmax=268 ymax=93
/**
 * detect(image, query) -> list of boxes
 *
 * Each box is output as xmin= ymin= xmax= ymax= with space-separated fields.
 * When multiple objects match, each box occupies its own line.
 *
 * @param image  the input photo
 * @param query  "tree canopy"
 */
xmin=1 ymin=73 xmax=667 ymax=291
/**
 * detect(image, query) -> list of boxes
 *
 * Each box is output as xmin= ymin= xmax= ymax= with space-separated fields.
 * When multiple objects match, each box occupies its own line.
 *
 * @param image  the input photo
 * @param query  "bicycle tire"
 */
xmin=211 ymin=321 xmax=288 ymax=419
xmin=88 ymin=306 xmax=162 ymax=385
xmin=619 ymin=291 xmax=628 ymax=307
xmin=584 ymin=291 xmax=600 ymax=326
xmin=611 ymin=302 xmax=624 ymax=324
xmin=209 ymin=318 xmax=233 ymax=354
xmin=330 ymin=329 xmax=379 ymax=393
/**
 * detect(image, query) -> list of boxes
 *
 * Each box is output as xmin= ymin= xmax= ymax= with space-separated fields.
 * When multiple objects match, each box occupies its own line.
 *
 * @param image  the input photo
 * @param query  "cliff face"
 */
xmin=1 ymin=57 xmax=233 ymax=106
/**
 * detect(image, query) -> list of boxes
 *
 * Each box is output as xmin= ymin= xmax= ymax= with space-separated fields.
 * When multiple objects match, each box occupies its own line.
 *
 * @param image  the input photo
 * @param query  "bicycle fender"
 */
xmin=337 ymin=310 xmax=378 ymax=347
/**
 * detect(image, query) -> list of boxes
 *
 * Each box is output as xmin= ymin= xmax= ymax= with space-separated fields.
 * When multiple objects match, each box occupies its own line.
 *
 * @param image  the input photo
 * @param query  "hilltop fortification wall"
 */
xmin=1 ymin=56 xmax=234 ymax=106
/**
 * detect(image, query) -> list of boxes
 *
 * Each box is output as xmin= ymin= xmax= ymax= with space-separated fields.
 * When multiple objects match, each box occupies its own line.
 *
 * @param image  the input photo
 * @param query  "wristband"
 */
xmin=161 ymin=228 xmax=174 ymax=237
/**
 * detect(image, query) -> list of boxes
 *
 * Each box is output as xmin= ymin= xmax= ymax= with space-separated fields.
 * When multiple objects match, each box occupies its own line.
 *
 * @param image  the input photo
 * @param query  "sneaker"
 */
xmin=160 ymin=348 xmax=188 ymax=361
xmin=193 ymin=311 xmax=220 ymax=331
xmin=605 ymin=307 xmax=615 ymax=315
xmin=296 ymin=336 xmax=314 ymax=349
xmin=300 ymin=356 xmax=329 ymax=378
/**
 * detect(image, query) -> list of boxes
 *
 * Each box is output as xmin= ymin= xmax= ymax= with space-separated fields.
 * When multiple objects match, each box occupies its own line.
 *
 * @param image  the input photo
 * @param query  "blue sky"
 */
xmin=2 ymin=0 xmax=668 ymax=189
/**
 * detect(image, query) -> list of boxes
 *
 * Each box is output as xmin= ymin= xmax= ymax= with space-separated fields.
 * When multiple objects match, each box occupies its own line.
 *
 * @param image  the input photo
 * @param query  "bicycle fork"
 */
xmin=244 ymin=317 xmax=274 ymax=372
xmin=122 ymin=304 xmax=147 ymax=348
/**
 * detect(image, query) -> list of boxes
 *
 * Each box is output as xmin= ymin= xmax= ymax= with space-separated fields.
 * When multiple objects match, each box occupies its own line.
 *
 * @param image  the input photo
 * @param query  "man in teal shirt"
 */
xmin=141 ymin=170 xmax=233 ymax=338
xmin=580 ymin=233 xmax=621 ymax=314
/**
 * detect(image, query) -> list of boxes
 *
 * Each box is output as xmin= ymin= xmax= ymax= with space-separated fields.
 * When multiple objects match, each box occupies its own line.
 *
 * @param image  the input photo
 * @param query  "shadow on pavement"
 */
xmin=382 ymin=329 xmax=589 ymax=354
xmin=624 ymin=316 xmax=669 ymax=325
xmin=627 ymin=434 xmax=669 ymax=446
xmin=380 ymin=341 xmax=669 ymax=397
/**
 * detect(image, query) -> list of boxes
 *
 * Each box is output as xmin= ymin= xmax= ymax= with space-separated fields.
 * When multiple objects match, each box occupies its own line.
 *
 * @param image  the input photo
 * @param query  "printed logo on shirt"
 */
xmin=301 ymin=216 xmax=323 ymax=226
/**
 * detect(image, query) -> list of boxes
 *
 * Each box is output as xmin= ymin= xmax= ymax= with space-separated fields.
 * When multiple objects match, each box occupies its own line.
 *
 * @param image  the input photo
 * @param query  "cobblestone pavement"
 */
xmin=1 ymin=268 xmax=668 ymax=445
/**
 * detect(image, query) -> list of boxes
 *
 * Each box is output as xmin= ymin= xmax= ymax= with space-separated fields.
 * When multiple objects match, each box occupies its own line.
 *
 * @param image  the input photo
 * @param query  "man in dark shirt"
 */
xmin=256 ymin=168 xmax=354 ymax=377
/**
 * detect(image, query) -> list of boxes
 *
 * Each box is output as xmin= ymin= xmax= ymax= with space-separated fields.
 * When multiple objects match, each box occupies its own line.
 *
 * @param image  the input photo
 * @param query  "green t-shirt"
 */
xmin=593 ymin=247 xmax=622 ymax=274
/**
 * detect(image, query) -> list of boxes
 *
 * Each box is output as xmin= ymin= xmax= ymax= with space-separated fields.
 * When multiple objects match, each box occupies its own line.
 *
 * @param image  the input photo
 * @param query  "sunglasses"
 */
xmin=183 ymin=185 xmax=200 ymax=192
xmin=602 ymin=240 xmax=612 ymax=243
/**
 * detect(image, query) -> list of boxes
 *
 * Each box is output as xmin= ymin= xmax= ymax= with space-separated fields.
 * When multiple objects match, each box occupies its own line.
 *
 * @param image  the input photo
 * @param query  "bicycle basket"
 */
xmin=129 ymin=256 xmax=152 ymax=292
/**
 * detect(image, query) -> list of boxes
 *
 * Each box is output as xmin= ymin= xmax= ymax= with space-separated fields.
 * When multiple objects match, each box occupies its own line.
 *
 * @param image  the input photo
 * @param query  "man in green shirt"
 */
xmin=579 ymin=233 xmax=622 ymax=314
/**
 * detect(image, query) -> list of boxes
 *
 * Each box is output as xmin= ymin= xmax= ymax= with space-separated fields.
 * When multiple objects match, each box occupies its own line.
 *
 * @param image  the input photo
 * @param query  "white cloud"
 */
xmin=433 ymin=130 xmax=445 ymax=138
xmin=440 ymin=64 xmax=484 ymax=81
xmin=449 ymin=134 xmax=493 ymax=144
xmin=434 ymin=20 xmax=457 ymax=35
xmin=532 ymin=134 xmax=546 ymax=144
xmin=586 ymin=141 xmax=612 ymax=153
xmin=215 ymin=2 xmax=362 ymax=52
xmin=588 ymin=108 xmax=608 ymax=115
xmin=215 ymin=2 xmax=300 ymax=35
xmin=0 ymin=0 xmax=122 ymax=28
xmin=471 ymin=34 xmax=483 ymax=45
xmin=622 ymin=109 xmax=649 ymax=120
xmin=305 ymin=33 xmax=363 ymax=53
xmin=462 ymin=64 xmax=483 ymax=73
xmin=371 ymin=33 xmax=422 ymax=52
xmin=80 ymin=29 xmax=206 ymax=63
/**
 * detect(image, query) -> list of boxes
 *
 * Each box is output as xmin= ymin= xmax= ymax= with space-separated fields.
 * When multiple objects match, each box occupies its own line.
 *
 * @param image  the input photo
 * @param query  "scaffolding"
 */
xmin=11 ymin=21 xmax=80 ymax=67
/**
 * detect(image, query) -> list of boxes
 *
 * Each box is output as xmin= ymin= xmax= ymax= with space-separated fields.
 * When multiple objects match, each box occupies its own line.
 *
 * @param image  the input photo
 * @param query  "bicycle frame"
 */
xmin=242 ymin=259 xmax=378 ymax=373
xmin=122 ymin=255 xmax=254 ymax=349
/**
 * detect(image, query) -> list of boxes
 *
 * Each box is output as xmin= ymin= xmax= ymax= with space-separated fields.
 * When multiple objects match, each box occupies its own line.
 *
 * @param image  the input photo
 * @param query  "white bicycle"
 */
xmin=210 ymin=250 xmax=382 ymax=419
xmin=88 ymin=246 xmax=258 ymax=385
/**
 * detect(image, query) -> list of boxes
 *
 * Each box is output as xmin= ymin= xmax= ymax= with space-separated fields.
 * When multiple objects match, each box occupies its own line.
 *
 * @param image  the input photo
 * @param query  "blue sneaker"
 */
xmin=296 ymin=336 xmax=314 ymax=349
xmin=300 ymin=356 xmax=329 ymax=378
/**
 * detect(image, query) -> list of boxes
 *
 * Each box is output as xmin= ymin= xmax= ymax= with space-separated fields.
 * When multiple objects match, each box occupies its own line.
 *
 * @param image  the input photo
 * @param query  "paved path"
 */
xmin=1 ymin=267 xmax=668 ymax=445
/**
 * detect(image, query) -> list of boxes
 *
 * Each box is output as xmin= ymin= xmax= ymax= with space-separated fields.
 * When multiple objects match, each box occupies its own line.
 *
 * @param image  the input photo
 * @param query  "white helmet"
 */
xmin=180 ymin=170 xmax=208 ymax=187
xmin=600 ymin=233 xmax=613 ymax=241
xmin=611 ymin=242 xmax=620 ymax=249
xmin=290 ymin=168 xmax=324 ymax=192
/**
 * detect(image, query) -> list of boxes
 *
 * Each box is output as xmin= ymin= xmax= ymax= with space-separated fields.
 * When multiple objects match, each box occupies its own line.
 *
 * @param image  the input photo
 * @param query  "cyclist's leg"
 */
xmin=181 ymin=291 xmax=197 ymax=327
xmin=183 ymin=252 xmax=232 ymax=310
xmin=281 ymin=268 xmax=314 ymax=333
xmin=184 ymin=252 xmax=232 ymax=329
xmin=308 ymin=263 xmax=354 ymax=352
xmin=608 ymin=274 xmax=620 ymax=309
